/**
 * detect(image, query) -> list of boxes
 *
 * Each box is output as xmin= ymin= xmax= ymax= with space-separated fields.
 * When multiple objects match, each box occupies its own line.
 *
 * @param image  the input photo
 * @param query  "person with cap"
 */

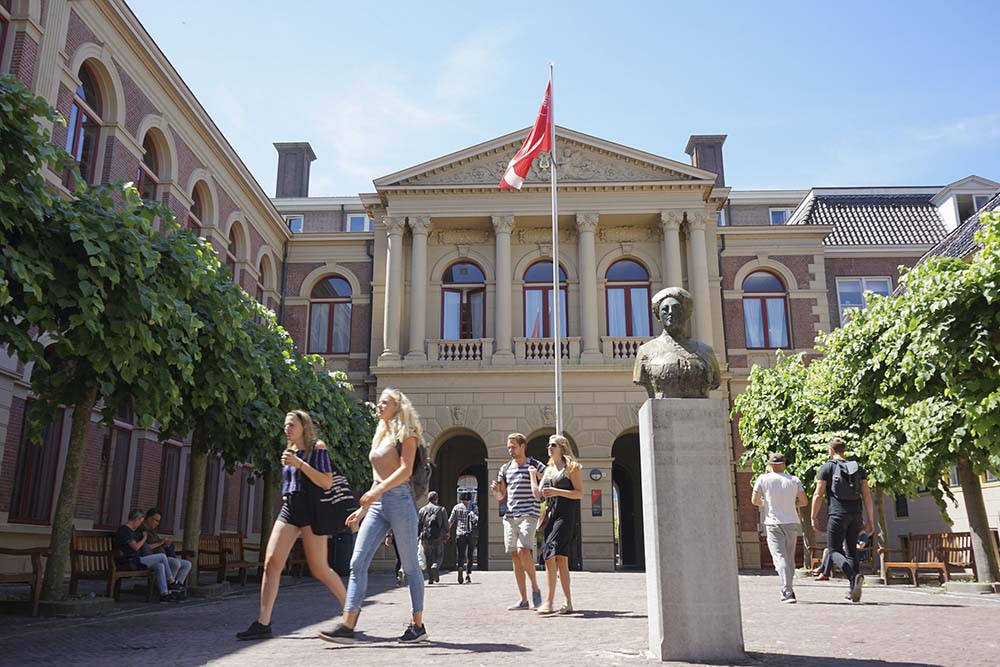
xmin=752 ymin=452 xmax=808 ymax=603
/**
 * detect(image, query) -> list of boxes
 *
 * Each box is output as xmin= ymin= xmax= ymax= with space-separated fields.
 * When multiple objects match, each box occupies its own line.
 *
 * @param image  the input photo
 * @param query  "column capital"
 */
xmin=575 ymin=212 xmax=599 ymax=233
xmin=685 ymin=210 xmax=714 ymax=230
xmin=660 ymin=210 xmax=684 ymax=230
xmin=408 ymin=215 xmax=431 ymax=236
xmin=491 ymin=214 xmax=515 ymax=234
xmin=384 ymin=216 xmax=406 ymax=235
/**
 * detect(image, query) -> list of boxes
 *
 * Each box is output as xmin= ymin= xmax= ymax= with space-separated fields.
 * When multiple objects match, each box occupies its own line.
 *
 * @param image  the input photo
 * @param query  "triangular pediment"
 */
xmin=374 ymin=126 xmax=717 ymax=189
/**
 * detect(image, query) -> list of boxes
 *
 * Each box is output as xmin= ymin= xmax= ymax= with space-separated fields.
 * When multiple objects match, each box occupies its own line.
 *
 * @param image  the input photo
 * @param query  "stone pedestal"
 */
xmin=639 ymin=398 xmax=745 ymax=663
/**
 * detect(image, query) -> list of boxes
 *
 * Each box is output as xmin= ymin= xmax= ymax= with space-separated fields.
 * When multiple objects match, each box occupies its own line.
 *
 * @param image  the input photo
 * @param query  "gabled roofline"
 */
xmin=930 ymin=174 xmax=1000 ymax=205
xmin=373 ymin=125 xmax=717 ymax=187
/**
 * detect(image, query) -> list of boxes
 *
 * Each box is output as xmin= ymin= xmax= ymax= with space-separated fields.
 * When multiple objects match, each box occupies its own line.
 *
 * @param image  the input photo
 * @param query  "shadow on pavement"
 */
xmin=321 ymin=640 xmax=530 ymax=654
xmin=571 ymin=609 xmax=646 ymax=619
xmin=747 ymin=652 xmax=941 ymax=667
xmin=798 ymin=601 xmax=966 ymax=608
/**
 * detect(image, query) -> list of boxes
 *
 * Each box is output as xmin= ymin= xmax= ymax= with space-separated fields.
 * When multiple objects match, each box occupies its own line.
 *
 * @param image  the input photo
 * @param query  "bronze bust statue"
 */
xmin=633 ymin=287 xmax=721 ymax=399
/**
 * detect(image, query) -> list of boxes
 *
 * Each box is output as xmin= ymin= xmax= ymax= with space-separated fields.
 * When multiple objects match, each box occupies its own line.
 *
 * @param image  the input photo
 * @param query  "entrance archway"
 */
xmin=612 ymin=430 xmax=644 ymax=570
xmin=526 ymin=431 xmax=582 ymax=571
xmin=433 ymin=432 xmax=488 ymax=570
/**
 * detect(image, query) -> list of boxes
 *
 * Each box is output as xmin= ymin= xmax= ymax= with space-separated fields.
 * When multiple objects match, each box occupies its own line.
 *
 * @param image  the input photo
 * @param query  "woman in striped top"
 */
xmin=236 ymin=410 xmax=347 ymax=640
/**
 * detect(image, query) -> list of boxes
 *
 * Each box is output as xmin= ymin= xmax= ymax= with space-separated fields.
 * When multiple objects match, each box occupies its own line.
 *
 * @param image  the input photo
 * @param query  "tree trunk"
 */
xmin=259 ymin=470 xmax=277 ymax=556
xmin=873 ymin=490 xmax=890 ymax=581
xmin=957 ymin=457 xmax=1000 ymax=583
xmin=182 ymin=426 xmax=209 ymax=583
xmin=41 ymin=385 xmax=98 ymax=601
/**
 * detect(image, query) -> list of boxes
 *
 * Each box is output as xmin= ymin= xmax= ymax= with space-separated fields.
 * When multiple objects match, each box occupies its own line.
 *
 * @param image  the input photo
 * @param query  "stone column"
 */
xmin=492 ymin=215 xmax=515 ymax=364
xmin=659 ymin=210 xmax=684 ymax=290
xmin=405 ymin=216 xmax=431 ymax=362
xmin=685 ymin=211 xmax=714 ymax=343
xmin=380 ymin=216 xmax=406 ymax=364
xmin=576 ymin=212 xmax=602 ymax=363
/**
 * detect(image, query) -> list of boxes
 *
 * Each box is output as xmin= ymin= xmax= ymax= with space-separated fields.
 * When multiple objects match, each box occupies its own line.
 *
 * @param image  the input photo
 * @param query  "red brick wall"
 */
xmin=170 ymin=127 xmax=204 ymax=191
xmin=74 ymin=421 xmax=108 ymax=522
xmin=349 ymin=303 xmax=371 ymax=357
xmin=285 ymin=262 xmax=324 ymax=296
xmin=823 ymin=255 xmax=916 ymax=327
xmin=130 ymin=437 xmax=163 ymax=514
xmin=221 ymin=471 xmax=240 ymax=532
xmin=50 ymin=84 xmax=74 ymax=164
xmin=10 ymin=31 xmax=39 ymax=88
xmin=0 ymin=397 xmax=27 ymax=513
xmin=65 ymin=10 xmax=99 ymax=66
xmin=115 ymin=62 xmax=157 ymax=138
xmin=284 ymin=304 xmax=308 ymax=352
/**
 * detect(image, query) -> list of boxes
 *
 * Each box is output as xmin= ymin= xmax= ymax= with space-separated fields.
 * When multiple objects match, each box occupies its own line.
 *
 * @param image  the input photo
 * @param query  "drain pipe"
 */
xmin=364 ymin=237 xmax=375 ymax=399
xmin=277 ymin=238 xmax=289 ymax=325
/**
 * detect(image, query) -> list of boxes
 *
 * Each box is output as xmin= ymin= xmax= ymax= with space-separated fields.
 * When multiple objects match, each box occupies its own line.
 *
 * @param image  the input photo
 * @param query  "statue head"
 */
xmin=651 ymin=287 xmax=693 ymax=338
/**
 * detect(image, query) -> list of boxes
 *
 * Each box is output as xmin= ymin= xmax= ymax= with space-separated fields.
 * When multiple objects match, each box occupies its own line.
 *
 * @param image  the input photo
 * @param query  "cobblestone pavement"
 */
xmin=1 ymin=570 xmax=999 ymax=666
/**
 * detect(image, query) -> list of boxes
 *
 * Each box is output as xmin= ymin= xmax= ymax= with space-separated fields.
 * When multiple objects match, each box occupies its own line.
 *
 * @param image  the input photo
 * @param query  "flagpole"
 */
xmin=548 ymin=62 xmax=563 ymax=436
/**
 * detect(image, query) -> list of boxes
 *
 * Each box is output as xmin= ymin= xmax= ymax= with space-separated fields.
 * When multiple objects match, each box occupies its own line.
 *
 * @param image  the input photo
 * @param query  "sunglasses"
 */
xmin=547 ymin=443 xmax=559 ymax=448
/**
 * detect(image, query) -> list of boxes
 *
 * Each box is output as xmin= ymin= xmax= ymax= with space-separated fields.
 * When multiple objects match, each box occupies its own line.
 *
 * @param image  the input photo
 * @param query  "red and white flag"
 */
xmin=499 ymin=82 xmax=552 ymax=190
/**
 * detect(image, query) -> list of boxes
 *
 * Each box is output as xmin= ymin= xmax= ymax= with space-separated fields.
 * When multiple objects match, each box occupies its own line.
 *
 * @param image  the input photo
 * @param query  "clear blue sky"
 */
xmin=130 ymin=1 xmax=1000 ymax=197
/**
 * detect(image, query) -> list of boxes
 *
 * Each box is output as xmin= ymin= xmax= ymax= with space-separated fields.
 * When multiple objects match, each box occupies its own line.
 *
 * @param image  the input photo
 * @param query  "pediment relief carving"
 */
xmin=400 ymin=140 xmax=695 ymax=186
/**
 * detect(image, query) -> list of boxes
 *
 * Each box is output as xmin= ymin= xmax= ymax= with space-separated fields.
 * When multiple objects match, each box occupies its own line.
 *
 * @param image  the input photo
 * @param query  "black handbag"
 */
xmin=308 ymin=466 xmax=359 ymax=536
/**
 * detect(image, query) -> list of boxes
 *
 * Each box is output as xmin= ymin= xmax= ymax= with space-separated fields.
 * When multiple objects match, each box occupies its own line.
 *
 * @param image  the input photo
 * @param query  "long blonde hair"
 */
xmin=545 ymin=434 xmax=581 ymax=475
xmin=286 ymin=410 xmax=317 ymax=454
xmin=373 ymin=388 xmax=423 ymax=447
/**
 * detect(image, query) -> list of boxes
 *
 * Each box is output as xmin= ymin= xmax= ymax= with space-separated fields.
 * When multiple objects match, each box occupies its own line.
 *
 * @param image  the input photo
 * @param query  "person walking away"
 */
xmin=491 ymin=432 xmax=546 ymax=610
xmin=751 ymin=453 xmax=808 ymax=603
xmin=236 ymin=410 xmax=347 ymax=640
xmin=418 ymin=491 xmax=448 ymax=584
xmin=530 ymin=434 xmax=583 ymax=615
xmin=449 ymin=492 xmax=477 ymax=584
xmin=811 ymin=437 xmax=875 ymax=603
xmin=320 ymin=388 xmax=428 ymax=644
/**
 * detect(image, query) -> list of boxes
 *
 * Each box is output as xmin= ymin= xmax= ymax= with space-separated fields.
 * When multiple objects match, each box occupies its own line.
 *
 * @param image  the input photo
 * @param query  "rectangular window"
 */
xmin=237 ymin=468 xmax=253 ymax=534
xmin=973 ymin=194 xmax=992 ymax=211
xmin=9 ymin=407 xmax=65 ymax=524
xmin=948 ymin=465 xmax=961 ymax=488
xmin=309 ymin=303 xmax=331 ymax=354
xmin=985 ymin=469 xmax=999 ymax=483
xmin=837 ymin=277 xmax=892 ymax=325
xmin=894 ymin=496 xmax=909 ymax=518
xmin=347 ymin=214 xmax=371 ymax=232
xmin=157 ymin=444 xmax=182 ymax=533
xmin=202 ymin=457 xmax=221 ymax=533
xmin=607 ymin=288 xmax=627 ymax=337
xmin=284 ymin=215 xmax=304 ymax=233
xmin=332 ymin=302 xmax=352 ymax=353
xmin=716 ymin=210 xmax=726 ymax=227
xmin=769 ymin=208 xmax=793 ymax=225
xmin=95 ymin=427 xmax=131 ymax=529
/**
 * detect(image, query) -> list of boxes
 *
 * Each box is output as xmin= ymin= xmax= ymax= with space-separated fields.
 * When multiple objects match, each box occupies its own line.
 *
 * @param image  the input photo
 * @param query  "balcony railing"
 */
xmin=601 ymin=336 xmax=650 ymax=362
xmin=514 ymin=337 xmax=581 ymax=362
xmin=427 ymin=338 xmax=493 ymax=364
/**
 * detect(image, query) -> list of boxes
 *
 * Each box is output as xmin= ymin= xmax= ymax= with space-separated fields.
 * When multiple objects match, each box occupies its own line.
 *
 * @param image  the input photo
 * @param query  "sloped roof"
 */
xmin=918 ymin=191 xmax=1000 ymax=261
xmin=787 ymin=192 xmax=948 ymax=246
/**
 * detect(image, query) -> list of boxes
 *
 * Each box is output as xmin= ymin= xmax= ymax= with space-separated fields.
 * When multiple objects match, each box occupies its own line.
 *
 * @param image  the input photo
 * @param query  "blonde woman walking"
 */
xmin=530 ymin=434 xmax=583 ymax=615
xmin=320 ymin=388 xmax=427 ymax=644
xmin=237 ymin=410 xmax=347 ymax=640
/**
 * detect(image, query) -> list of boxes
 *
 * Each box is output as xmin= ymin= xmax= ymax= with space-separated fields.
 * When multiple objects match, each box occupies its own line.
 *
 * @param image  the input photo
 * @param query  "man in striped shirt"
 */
xmin=491 ymin=433 xmax=546 ymax=610
xmin=448 ymin=492 xmax=478 ymax=584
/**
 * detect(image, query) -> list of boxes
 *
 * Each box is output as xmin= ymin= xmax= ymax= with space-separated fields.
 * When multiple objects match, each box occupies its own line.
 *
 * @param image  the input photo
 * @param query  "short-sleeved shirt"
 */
xmin=818 ymin=459 xmax=867 ymax=516
xmin=498 ymin=457 xmax=546 ymax=518
xmin=114 ymin=525 xmax=143 ymax=567
xmin=282 ymin=447 xmax=333 ymax=495
xmin=449 ymin=502 xmax=475 ymax=536
xmin=752 ymin=471 xmax=804 ymax=525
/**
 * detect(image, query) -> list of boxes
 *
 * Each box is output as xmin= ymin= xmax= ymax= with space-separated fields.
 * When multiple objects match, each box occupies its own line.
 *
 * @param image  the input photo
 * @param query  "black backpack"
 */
xmin=830 ymin=460 xmax=862 ymax=501
xmin=397 ymin=437 xmax=434 ymax=507
xmin=421 ymin=505 xmax=445 ymax=541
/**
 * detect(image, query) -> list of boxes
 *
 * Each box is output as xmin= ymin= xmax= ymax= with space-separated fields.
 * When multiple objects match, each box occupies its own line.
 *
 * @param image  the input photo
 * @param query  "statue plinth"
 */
xmin=639 ymin=398 xmax=745 ymax=663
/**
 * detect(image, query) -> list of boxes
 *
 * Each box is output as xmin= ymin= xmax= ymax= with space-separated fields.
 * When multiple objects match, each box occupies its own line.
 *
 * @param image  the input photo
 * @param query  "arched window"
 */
xmin=226 ymin=225 xmax=240 ymax=280
xmin=309 ymin=275 xmax=352 ymax=354
xmin=188 ymin=183 xmax=206 ymax=235
xmin=256 ymin=257 xmax=270 ymax=307
xmin=742 ymin=271 xmax=790 ymax=349
xmin=524 ymin=261 xmax=567 ymax=338
xmin=441 ymin=261 xmax=485 ymax=339
xmin=606 ymin=259 xmax=651 ymax=337
xmin=0 ymin=4 xmax=11 ymax=70
xmin=136 ymin=134 xmax=159 ymax=201
xmin=65 ymin=63 xmax=103 ymax=185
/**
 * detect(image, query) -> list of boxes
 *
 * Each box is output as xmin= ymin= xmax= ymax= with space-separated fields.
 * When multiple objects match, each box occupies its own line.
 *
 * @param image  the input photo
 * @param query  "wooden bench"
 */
xmin=880 ymin=533 xmax=949 ymax=586
xmin=0 ymin=546 xmax=47 ymax=616
xmin=69 ymin=530 xmax=156 ymax=601
xmin=936 ymin=530 xmax=1000 ymax=580
xmin=179 ymin=534 xmax=225 ymax=585
xmin=285 ymin=538 xmax=307 ymax=578
xmin=217 ymin=533 xmax=263 ymax=585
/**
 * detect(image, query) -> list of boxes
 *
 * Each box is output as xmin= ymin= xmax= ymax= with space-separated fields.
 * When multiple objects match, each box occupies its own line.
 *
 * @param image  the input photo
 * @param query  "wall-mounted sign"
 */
xmin=589 ymin=468 xmax=603 ymax=481
xmin=591 ymin=489 xmax=602 ymax=516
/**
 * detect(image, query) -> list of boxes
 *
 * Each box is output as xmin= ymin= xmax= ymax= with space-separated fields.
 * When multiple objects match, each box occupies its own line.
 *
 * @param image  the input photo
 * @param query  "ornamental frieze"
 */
xmin=597 ymin=226 xmax=660 ymax=243
xmin=429 ymin=229 xmax=492 ymax=245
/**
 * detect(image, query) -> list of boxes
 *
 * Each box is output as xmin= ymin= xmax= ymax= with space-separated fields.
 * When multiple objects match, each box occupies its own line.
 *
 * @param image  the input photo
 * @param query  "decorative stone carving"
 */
xmin=575 ymin=212 xmax=599 ymax=233
xmin=408 ymin=215 xmax=431 ymax=235
xmin=449 ymin=405 xmax=466 ymax=426
xmin=597 ymin=226 xmax=657 ymax=243
xmin=384 ymin=216 xmax=406 ymax=235
xmin=542 ymin=405 xmax=555 ymax=424
xmin=491 ymin=215 xmax=515 ymax=234
xmin=430 ymin=229 xmax=492 ymax=245
xmin=660 ymin=210 xmax=684 ymax=229
xmin=685 ymin=210 xmax=715 ymax=229
xmin=401 ymin=140 xmax=694 ymax=186
xmin=515 ymin=228 xmax=576 ymax=244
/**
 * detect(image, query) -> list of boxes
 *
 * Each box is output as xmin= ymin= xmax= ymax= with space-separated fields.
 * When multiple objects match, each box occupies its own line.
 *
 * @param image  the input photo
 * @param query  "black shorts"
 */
xmin=277 ymin=492 xmax=312 ymax=528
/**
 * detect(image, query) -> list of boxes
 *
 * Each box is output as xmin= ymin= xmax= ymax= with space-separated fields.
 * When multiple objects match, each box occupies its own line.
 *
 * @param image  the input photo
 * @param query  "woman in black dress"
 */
xmin=530 ymin=434 xmax=583 ymax=615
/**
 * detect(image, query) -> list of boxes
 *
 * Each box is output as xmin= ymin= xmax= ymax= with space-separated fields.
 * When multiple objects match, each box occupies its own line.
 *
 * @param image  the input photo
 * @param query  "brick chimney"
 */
xmin=684 ymin=135 xmax=727 ymax=187
xmin=273 ymin=142 xmax=317 ymax=198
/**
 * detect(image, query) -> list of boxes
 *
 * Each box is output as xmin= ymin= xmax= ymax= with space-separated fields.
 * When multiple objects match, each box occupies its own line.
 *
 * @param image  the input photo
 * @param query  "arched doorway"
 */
xmin=526 ymin=431 xmax=582 ymax=571
xmin=433 ymin=432 xmax=488 ymax=570
xmin=612 ymin=431 xmax=644 ymax=570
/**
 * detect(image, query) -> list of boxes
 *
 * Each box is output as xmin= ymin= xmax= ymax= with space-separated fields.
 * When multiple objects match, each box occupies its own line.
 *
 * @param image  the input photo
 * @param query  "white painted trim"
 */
xmin=727 ymin=190 xmax=809 ymax=201
xmin=298 ymin=263 xmax=363 ymax=299
xmin=135 ymin=114 xmax=179 ymax=184
xmin=823 ymin=245 xmax=930 ymax=256
xmin=271 ymin=196 xmax=364 ymax=209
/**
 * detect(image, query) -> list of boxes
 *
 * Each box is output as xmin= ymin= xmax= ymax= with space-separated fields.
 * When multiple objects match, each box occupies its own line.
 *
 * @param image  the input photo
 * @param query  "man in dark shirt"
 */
xmin=811 ymin=438 xmax=875 ymax=603
xmin=142 ymin=508 xmax=191 ymax=593
xmin=116 ymin=509 xmax=176 ymax=602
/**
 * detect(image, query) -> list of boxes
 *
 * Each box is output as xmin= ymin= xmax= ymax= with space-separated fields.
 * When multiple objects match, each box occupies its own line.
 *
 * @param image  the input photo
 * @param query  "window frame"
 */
xmin=284 ymin=215 xmax=304 ymax=233
xmin=201 ymin=456 xmax=222 ymax=534
xmin=836 ymin=276 xmax=892 ymax=325
xmin=307 ymin=275 xmax=353 ymax=354
xmin=9 ymin=406 xmax=65 ymax=525
xmin=64 ymin=64 xmax=104 ymax=187
xmin=347 ymin=214 xmax=371 ymax=232
xmin=523 ymin=260 xmax=568 ymax=339
xmin=973 ymin=194 xmax=992 ymax=212
xmin=893 ymin=495 xmax=909 ymax=519
xmin=604 ymin=259 xmax=651 ymax=338
xmin=136 ymin=135 xmax=159 ymax=201
xmin=0 ymin=3 xmax=10 ymax=72
xmin=94 ymin=424 xmax=132 ymax=530
xmin=768 ymin=208 xmax=793 ymax=226
xmin=440 ymin=261 xmax=487 ymax=340
xmin=156 ymin=442 xmax=182 ymax=534
xmin=741 ymin=270 xmax=791 ymax=350
xmin=225 ymin=227 xmax=240 ymax=281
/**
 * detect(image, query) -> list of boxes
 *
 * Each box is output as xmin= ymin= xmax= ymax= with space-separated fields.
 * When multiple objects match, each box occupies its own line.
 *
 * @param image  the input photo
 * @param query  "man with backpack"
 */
xmin=752 ymin=453 xmax=809 ymax=603
xmin=418 ymin=491 xmax=448 ymax=584
xmin=811 ymin=437 xmax=875 ymax=602
xmin=449 ymin=491 xmax=478 ymax=584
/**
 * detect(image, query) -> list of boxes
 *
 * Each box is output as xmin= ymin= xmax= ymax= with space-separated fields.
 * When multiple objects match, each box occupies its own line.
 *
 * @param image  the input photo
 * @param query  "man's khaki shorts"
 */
xmin=503 ymin=515 xmax=537 ymax=554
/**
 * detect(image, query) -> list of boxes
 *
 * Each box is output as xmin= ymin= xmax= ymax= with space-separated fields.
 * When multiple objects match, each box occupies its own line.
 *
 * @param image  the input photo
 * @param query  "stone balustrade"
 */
xmin=514 ymin=336 xmax=581 ymax=362
xmin=601 ymin=336 xmax=650 ymax=362
xmin=427 ymin=338 xmax=493 ymax=363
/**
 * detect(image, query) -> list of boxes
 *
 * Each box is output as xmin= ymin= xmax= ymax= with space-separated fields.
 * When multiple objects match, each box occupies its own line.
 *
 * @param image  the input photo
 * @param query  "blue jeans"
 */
xmin=345 ymin=485 xmax=423 ymax=613
xmin=139 ymin=553 xmax=170 ymax=594
xmin=167 ymin=556 xmax=192 ymax=585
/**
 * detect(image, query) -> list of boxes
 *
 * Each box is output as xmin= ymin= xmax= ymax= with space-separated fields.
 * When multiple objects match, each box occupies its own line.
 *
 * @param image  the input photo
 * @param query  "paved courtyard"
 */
xmin=1 ymin=570 xmax=998 ymax=666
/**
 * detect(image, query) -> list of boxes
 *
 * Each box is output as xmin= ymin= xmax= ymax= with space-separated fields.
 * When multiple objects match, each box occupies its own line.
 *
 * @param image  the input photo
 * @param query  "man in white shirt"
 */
xmin=752 ymin=453 xmax=809 ymax=603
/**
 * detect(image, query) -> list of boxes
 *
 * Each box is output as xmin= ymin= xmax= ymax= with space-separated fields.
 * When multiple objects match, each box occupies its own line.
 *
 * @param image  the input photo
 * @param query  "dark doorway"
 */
xmin=612 ymin=431 xmax=644 ymax=570
xmin=433 ymin=433 xmax=488 ymax=570
xmin=526 ymin=432 xmax=582 ymax=571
